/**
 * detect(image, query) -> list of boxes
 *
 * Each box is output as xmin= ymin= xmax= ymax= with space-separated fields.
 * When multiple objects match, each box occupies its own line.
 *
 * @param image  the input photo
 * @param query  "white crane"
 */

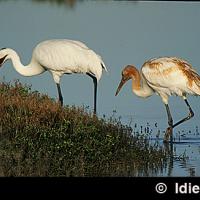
xmin=115 ymin=57 xmax=200 ymax=143
xmin=0 ymin=39 xmax=107 ymax=114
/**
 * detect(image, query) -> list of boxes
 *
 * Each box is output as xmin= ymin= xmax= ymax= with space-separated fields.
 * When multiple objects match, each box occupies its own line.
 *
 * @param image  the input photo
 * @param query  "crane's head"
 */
xmin=115 ymin=65 xmax=136 ymax=96
xmin=0 ymin=48 xmax=8 ymax=67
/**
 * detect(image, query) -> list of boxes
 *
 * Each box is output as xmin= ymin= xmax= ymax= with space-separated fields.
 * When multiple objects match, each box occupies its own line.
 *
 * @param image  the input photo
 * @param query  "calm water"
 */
xmin=0 ymin=0 xmax=200 ymax=176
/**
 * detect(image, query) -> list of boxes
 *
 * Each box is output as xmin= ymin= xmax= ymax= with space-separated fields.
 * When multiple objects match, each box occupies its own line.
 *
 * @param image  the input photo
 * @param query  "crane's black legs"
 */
xmin=172 ymin=99 xmax=194 ymax=128
xmin=163 ymin=99 xmax=194 ymax=143
xmin=87 ymin=73 xmax=97 ymax=115
xmin=56 ymin=83 xmax=63 ymax=106
xmin=56 ymin=74 xmax=97 ymax=113
xmin=93 ymin=78 xmax=97 ymax=115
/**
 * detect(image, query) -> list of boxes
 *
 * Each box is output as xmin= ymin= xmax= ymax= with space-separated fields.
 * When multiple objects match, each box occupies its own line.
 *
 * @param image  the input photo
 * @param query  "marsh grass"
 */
xmin=0 ymin=81 xmax=167 ymax=176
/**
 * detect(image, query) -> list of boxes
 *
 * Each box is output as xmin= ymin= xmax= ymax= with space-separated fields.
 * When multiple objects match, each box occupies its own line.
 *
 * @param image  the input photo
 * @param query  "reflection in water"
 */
xmin=162 ymin=141 xmax=199 ymax=177
xmin=163 ymin=142 xmax=174 ymax=177
xmin=0 ymin=0 xmax=79 ymax=8
xmin=32 ymin=0 xmax=78 ymax=8
xmin=189 ymin=167 xmax=195 ymax=177
xmin=133 ymin=120 xmax=200 ymax=176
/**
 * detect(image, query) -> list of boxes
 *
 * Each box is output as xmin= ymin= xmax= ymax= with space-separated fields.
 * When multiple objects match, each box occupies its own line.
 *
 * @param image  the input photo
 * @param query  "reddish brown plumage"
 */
xmin=115 ymin=56 xmax=200 ymax=143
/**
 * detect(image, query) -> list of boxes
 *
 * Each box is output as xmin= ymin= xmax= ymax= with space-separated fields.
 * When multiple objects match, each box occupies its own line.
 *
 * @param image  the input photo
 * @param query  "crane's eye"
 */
xmin=122 ymin=70 xmax=127 ymax=77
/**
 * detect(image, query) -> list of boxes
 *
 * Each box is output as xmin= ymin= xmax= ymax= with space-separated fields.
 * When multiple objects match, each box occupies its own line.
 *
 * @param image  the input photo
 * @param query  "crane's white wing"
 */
xmin=32 ymin=39 xmax=106 ymax=81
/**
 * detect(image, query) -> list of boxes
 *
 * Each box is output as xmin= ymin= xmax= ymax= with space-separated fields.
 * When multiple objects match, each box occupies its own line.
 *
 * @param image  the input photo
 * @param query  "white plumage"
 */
xmin=115 ymin=56 xmax=200 ymax=143
xmin=34 ymin=40 xmax=106 ymax=82
xmin=141 ymin=57 xmax=200 ymax=103
xmin=0 ymin=39 xmax=107 ymax=114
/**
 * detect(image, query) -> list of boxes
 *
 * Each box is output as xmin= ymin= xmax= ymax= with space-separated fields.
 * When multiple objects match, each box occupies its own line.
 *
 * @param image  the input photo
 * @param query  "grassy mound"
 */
xmin=0 ymin=81 xmax=167 ymax=176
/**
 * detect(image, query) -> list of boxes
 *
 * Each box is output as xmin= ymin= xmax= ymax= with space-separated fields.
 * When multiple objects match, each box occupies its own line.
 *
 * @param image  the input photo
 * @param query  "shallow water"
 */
xmin=0 ymin=0 xmax=200 ymax=177
xmin=122 ymin=115 xmax=200 ymax=177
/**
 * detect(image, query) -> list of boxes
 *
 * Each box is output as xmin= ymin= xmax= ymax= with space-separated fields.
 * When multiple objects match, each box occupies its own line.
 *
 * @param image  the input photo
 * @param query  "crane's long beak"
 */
xmin=115 ymin=77 xmax=128 ymax=96
xmin=0 ymin=55 xmax=7 ymax=67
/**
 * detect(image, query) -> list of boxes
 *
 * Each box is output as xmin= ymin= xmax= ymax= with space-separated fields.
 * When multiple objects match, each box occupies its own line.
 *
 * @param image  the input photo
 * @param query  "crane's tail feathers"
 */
xmin=186 ymin=71 xmax=200 ymax=96
xmin=191 ymin=78 xmax=200 ymax=96
xmin=101 ymin=62 xmax=108 ymax=72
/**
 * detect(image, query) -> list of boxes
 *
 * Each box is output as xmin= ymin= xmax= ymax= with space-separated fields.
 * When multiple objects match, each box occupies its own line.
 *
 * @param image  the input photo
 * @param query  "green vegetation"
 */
xmin=0 ymin=81 xmax=167 ymax=176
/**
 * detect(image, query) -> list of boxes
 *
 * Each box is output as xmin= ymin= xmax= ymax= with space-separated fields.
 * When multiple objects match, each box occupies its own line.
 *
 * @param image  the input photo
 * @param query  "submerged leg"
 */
xmin=56 ymin=83 xmax=63 ymax=106
xmin=163 ymin=104 xmax=173 ymax=143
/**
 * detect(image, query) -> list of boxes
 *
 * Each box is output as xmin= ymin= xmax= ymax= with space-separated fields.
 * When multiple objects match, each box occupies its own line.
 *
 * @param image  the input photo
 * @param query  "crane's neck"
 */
xmin=131 ymin=70 xmax=154 ymax=98
xmin=6 ymin=48 xmax=45 ymax=77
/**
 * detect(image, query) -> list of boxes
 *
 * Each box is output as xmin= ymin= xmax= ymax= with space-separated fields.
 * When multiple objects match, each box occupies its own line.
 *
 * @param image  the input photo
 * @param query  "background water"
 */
xmin=0 ymin=0 xmax=200 ymax=176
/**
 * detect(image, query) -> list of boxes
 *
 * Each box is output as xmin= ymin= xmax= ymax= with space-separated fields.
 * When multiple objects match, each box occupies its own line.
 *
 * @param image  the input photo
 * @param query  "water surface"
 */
xmin=0 ymin=0 xmax=200 ymax=176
